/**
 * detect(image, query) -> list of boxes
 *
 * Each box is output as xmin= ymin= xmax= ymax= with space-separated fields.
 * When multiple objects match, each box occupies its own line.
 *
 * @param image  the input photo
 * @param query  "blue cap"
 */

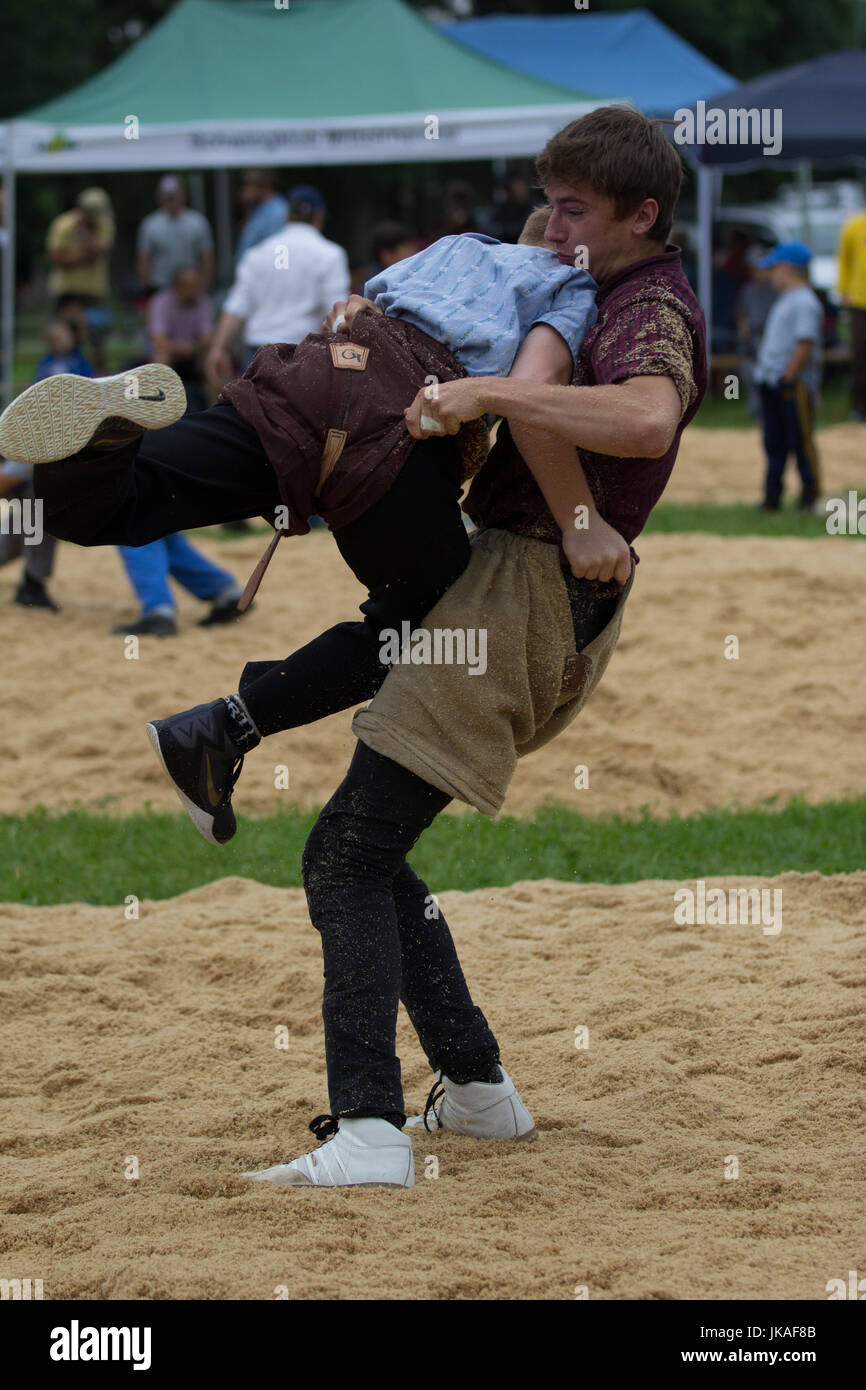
xmin=757 ymin=241 xmax=811 ymax=268
xmin=288 ymin=184 xmax=325 ymax=213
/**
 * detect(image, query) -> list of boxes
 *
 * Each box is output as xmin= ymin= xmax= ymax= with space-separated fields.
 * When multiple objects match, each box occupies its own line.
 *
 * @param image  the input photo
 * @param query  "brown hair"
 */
xmin=517 ymin=206 xmax=552 ymax=247
xmin=536 ymin=105 xmax=683 ymax=245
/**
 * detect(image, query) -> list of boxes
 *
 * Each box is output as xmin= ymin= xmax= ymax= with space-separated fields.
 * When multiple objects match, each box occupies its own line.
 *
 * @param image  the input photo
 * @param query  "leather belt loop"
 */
xmin=318 ymin=428 xmax=348 ymax=494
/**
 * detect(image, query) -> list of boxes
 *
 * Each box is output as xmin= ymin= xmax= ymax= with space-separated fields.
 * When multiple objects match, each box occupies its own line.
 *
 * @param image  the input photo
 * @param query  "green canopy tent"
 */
xmin=1 ymin=0 xmax=610 ymax=402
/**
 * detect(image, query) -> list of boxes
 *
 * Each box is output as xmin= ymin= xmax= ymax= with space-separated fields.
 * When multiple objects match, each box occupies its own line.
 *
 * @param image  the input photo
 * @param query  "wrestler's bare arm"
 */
xmin=406 ymin=370 xmax=681 ymax=461
xmin=506 ymin=326 xmax=631 ymax=585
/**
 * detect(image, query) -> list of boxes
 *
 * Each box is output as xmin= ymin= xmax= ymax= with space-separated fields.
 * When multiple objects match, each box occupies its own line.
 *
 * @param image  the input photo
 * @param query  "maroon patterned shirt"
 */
xmin=465 ymin=246 xmax=707 ymax=570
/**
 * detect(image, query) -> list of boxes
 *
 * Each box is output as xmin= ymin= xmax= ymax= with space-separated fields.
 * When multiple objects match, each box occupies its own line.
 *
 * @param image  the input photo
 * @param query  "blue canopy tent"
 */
xmin=438 ymin=9 xmax=734 ymax=116
xmin=440 ymin=8 xmax=735 ymax=346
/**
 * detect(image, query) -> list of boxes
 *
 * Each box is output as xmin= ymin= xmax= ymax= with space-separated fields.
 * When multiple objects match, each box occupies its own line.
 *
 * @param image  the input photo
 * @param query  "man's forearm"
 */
xmin=211 ymin=311 xmax=244 ymax=355
xmin=478 ymin=376 xmax=672 ymax=458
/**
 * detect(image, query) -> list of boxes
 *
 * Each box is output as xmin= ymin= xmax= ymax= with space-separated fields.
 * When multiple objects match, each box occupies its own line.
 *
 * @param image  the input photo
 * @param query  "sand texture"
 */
xmin=1 ymin=521 xmax=863 ymax=821
xmin=668 ymin=421 xmax=866 ymax=505
xmin=1 ymin=872 xmax=864 ymax=1301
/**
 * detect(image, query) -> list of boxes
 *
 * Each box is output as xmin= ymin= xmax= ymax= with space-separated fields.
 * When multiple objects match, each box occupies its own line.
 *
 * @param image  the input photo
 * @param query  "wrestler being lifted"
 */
xmin=1 ymin=209 xmax=629 ymax=844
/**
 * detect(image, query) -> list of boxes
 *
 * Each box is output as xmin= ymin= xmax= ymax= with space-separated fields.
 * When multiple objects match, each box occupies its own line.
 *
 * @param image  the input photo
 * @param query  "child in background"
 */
xmin=36 ymin=318 xmax=95 ymax=383
xmin=753 ymin=242 xmax=823 ymax=510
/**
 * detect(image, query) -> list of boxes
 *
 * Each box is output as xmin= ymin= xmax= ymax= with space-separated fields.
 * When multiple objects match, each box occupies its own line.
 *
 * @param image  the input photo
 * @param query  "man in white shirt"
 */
xmin=206 ymin=185 xmax=350 ymax=388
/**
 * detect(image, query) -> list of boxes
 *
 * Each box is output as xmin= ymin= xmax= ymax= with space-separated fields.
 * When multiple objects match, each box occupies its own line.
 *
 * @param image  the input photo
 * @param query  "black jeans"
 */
xmin=37 ymin=402 xmax=471 ymax=733
xmin=759 ymin=381 xmax=820 ymax=504
xmin=303 ymin=583 xmax=621 ymax=1125
xmin=302 ymin=740 xmax=496 ymax=1122
xmin=238 ymin=433 xmax=471 ymax=734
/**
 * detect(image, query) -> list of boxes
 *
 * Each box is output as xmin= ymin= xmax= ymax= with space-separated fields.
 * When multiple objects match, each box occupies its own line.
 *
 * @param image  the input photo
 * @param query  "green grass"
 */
xmin=2 ymin=797 xmax=863 ymax=906
xmin=198 ymin=501 xmax=863 ymax=544
xmin=694 ymin=377 xmax=852 ymax=429
xmin=644 ymin=499 xmax=864 ymax=538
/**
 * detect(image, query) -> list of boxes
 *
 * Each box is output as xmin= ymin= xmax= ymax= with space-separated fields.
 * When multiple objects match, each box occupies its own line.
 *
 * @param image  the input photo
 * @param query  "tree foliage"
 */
xmin=1 ymin=0 xmax=861 ymax=120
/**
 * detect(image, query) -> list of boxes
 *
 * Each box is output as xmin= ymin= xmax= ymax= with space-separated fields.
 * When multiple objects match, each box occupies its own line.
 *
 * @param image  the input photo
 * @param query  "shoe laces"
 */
xmin=421 ymin=1075 xmax=445 ymax=1133
xmin=309 ymin=1113 xmax=339 ymax=1143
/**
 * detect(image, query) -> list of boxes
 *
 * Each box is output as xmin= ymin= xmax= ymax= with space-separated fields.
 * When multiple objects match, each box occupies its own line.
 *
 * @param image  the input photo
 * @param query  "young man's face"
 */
xmin=543 ymin=180 xmax=660 ymax=283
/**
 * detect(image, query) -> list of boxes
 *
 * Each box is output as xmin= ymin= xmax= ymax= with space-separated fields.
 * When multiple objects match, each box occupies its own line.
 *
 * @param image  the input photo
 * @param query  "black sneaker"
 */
xmin=13 ymin=574 xmax=61 ymax=611
xmin=146 ymin=698 xmax=258 ymax=845
xmin=0 ymin=364 xmax=186 ymax=465
xmin=197 ymin=594 xmax=251 ymax=627
xmin=111 ymin=613 xmax=178 ymax=637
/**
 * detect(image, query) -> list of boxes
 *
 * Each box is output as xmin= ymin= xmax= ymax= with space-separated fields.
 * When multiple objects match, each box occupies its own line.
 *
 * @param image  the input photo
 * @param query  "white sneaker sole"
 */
xmin=244 ymin=1169 xmax=411 ymax=1188
xmin=404 ymin=1116 xmax=538 ymax=1142
xmin=0 ymin=364 xmax=186 ymax=464
xmin=145 ymin=721 xmax=221 ymax=848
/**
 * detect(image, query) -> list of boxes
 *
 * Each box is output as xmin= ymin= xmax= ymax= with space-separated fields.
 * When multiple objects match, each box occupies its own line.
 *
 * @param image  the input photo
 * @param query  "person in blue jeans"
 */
xmin=113 ymin=532 xmax=246 ymax=636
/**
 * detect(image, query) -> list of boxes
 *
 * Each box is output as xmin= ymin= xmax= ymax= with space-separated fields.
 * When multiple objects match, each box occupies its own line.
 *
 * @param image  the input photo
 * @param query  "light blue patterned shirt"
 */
xmin=364 ymin=233 xmax=597 ymax=376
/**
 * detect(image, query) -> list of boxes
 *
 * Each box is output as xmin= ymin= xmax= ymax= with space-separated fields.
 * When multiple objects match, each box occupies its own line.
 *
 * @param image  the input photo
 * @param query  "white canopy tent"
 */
xmin=1 ymin=0 xmax=610 ymax=404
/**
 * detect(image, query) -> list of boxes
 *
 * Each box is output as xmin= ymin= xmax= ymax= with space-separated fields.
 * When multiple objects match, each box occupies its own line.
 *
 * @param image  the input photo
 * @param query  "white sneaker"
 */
xmin=0 ymin=363 xmax=186 ymax=465
xmin=243 ymin=1117 xmax=415 ymax=1188
xmin=405 ymin=1068 xmax=537 ymax=1142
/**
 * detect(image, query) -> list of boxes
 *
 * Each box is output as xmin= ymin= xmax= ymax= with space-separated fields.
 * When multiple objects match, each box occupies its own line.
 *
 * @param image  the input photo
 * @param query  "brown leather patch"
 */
xmin=329 ymin=341 xmax=369 ymax=371
xmin=560 ymin=651 xmax=592 ymax=698
xmin=318 ymin=429 xmax=348 ymax=493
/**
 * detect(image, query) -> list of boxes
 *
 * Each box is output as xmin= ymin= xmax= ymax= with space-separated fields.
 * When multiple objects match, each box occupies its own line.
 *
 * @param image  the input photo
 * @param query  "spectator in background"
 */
xmin=351 ymin=220 xmax=416 ymax=294
xmin=837 ymin=185 xmax=866 ymax=421
xmin=711 ymin=226 xmax=753 ymax=354
xmin=0 ymin=460 xmax=60 ymax=610
xmin=113 ymin=534 xmax=248 ymax=638
xmin=481 ymin=173 xmax=535 ymax=244
xmin=36 ymin=316 xmax=95 ymax=381
xmin=0 ymin=318 xmax=92 ymax=610
xmin=720 ymin=227 xmax=752 ymax=293
xmin=671 ymin=224 xmax=697 ymax=291
xmin=205 ymin=184 xmax=349 ymax=390
xmin=46 ymin=187 xmax=114 ymax=373
xmin=146 ymin=266 xmax=214 ymax=412
xmin=428 ymin=180 xmax=479 ymax=242
xmin=753 ymin=243 xmax=823 ymax=512
xmin=235 ymin=169 xmax=289 ymax=265
xmin=0 ymin=189 xmax=32 ymax=296
xmin=736 ymin=248 xmax=778 ymax=416
xmin=136 ymin=175 xmax=214 ymax=295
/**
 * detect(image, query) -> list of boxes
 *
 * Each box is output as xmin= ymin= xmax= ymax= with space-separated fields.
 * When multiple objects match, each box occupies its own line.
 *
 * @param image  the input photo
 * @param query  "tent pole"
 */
xmin=214 ymin=167 xmax=233 ymax=289
xmin=2 ymin=125 xmax=16 ymax=409
xmin=797 ymin=160 xmax=813 ymax=247
xmin=697 ymin=163 xmax=714 ymax=387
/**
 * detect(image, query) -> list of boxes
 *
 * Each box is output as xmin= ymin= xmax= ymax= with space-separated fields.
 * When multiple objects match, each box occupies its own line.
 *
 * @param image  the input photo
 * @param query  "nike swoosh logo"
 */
xmin=136 ymin=389 xmax=166 ymax=402
xmin=204 ymin=753 xmax=221 ymax=808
